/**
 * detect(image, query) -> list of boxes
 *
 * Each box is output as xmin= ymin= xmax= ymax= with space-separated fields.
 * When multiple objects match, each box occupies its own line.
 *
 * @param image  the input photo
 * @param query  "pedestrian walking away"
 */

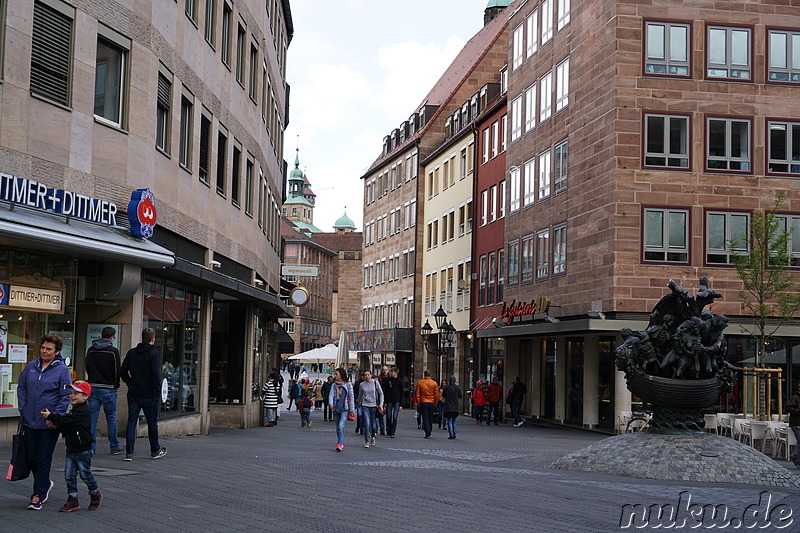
xmin=414 ymin=370 xmax=439 ymax=438
xmin=509 ymin=376 xmax=528 ymax=427
xmin=487 ymin=377 xmax=502 ymax=426
xmin=120 ymin=328 xmax=167 ymax=461
xmin=328 ymin=367 xmax=355 ymax=452
xmin=299 ymin=390 xmax=313 ymax=428
xmin=17 ymin=334 xmax=72 ymax=511
xmin=443 ymin=376 xmax=462 ymax=439
xmin=383 ymin=367 xmax=403 ymax=437
xmin=41 ymin=380 xmax=102 ymax=512
xmin=85 ymin=326 xmax=123 ymax=455
xmin=262 ymin=372 xmax=282 ymax=427
xmin=312 ymin=379 xmax=324 ymax=411
xmin=377 ymin=366 xmax=390 ymax=435
xmin=357 ymin=370 xmax=384 ymax=448
xmin=472 ymin=380 xmax=488 ymax=426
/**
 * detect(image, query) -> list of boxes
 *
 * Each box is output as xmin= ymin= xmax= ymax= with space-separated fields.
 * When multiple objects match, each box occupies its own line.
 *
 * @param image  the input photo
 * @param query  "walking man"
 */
xmin=414 ymin=370 xmax=439 ymax=438
xmin=510 ymin=376 xmax=528 ymax=427
xmin=377 ymin=366 xmax=390 ymax=435
xmin=487 ymin=377 xmax=502 ymax=426
xmin=85 ymin=326 xmax=123 ymax=455
xmin=120 ymin=328 xmax=167 ymax=461
xmin=383 ymin=367 xmax=403 ymax=437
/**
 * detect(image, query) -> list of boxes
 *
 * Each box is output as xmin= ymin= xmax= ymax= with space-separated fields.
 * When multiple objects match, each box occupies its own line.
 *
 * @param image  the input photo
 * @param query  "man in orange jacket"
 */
xmin=414 ymin=370 xmax=439 ymax=438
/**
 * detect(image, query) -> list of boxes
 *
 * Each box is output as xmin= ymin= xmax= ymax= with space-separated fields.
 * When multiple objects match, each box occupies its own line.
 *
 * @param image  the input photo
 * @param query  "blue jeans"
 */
xmin=334 ymin=411 xmax=348 ymax=445
xmin=265 ymin=408 xmax=277 ymax=423
xmin=512 ymin=399 xmax=523 ymax=424
xmin=25 ymin=428 xmax=60 ymax=499
xmin=360 ymin=406 xmax=376 ymax=442
xmin=386 ymin=402 xmax=400 ymax=436
xmin=487 ymin=402 xmax=501 ymax=424
xmin=89 ymin=388 xmax=120 ymax=453
xmin=438 ymin=403 xmax=445 ymax=426
xmin=301 ymin=411 xmax=311 ymax=427
xmin=65 ymin=450 xmax=98 ymax=497
xmin=446 ymin=416 xmax=457 ymax=437
xmin=125 ymin=397 xmax=161 ymax=456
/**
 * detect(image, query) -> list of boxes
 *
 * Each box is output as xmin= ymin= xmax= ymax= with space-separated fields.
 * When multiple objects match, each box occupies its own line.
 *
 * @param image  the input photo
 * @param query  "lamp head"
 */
xmin=434 ymin=306 xmax=448 ymax=330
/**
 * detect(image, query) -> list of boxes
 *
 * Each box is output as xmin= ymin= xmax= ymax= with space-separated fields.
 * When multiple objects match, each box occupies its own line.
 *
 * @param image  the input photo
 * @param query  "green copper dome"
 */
xmin=486 ymin=0 xmax=512 ymax=7
xmin=289 ymin=150 xmax=304 ymax=181
xmin=333 ymin=211 xmax=356 ymax=229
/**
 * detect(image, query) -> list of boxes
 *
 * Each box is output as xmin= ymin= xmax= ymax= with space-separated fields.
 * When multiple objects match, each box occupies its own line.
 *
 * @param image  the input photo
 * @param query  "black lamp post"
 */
xmin=421 ymin=305 xmax=455 ymax=383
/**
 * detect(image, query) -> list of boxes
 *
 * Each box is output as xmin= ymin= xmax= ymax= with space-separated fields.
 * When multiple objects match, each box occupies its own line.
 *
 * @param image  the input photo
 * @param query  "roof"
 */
xmin=284 ymin=195 xmax=314 ymax=207
xmin=361 ymin=1 xmax=518 ymax=177
xmin=333 ymin=211 xmax=356 ymax=229
xmin=486 ymin=0 xmax=513 ymax=7
xmin=289 ymin=220 xmax=325 ymax=234
xmin=312 ymin=232 xmax=363 ymax=252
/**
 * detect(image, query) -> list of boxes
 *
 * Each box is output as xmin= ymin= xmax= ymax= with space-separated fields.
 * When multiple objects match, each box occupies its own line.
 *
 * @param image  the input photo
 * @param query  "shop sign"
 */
xmin=386 ymin=354 xmax=396 ymax=365
xmin=372 ymin=354 xmax=382 ymax=365
xmin=0 ymin=173 xmax=118 ymax=226
xmin=497 ymin=297 xmax=550 ymax=325
xmin=0 ymin=284 xmax=64 ymax=312
xmin=281 ymin=264 xmax=319 ymax=277
xmin=8 ymin=344 xmax=27 ymax=363
xmin=127 ymin=188 xmax=157 ymax=239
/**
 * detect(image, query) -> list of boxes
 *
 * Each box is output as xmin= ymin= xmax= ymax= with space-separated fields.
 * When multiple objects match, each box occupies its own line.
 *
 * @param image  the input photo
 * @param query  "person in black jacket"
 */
xmin=510 ymin=376 xmax=528 ymax=427
xmin=120 ymin=328 xmax=167 ymax=461
xmin=85 ymin=326 xmax=123 ymax=456
xmin=41 ymin=380 xmax=101 ymax=512
xmin=383 ymin=367 xmax=404 ymax=437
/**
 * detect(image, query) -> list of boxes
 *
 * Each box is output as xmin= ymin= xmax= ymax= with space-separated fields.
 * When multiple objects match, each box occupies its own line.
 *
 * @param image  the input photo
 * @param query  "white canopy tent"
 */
xmin=288 ymin=343 xmax=357 ymax=362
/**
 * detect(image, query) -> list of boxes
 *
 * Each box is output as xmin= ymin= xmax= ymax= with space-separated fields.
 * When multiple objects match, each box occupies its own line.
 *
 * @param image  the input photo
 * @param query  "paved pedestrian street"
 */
xmin=2 ymin=408 xmax=799 ymax=532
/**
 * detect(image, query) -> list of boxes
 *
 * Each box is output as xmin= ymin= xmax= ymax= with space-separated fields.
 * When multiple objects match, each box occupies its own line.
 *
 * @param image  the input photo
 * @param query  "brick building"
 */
xmin=480 ymin=0 xmax=800 ymax=431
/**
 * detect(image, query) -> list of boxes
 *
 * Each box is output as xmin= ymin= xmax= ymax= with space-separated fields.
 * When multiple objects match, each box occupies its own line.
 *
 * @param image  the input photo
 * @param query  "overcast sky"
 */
xmin=283 ymin=0 xmax=498 ymax=232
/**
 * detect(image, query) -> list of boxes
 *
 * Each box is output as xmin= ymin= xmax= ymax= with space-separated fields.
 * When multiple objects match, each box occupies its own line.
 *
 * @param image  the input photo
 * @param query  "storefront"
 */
xmin=349 ymin=328 xmax=415 ymax=407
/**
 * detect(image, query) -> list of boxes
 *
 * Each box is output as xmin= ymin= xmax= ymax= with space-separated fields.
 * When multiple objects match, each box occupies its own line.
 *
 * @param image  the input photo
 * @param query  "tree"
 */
xmin=730 ymin=193 xmax=800 ymax=367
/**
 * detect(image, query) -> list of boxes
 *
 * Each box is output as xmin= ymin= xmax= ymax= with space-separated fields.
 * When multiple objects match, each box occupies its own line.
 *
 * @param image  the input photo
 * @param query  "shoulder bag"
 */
xmin=6 ymin=420 xmax=29 ymax=481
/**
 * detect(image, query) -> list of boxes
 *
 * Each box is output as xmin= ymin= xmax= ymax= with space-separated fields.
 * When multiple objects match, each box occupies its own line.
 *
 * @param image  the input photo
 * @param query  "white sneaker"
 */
xmin=514 ymin=421 xmax=524 ymax=427
xmin=364 ymin=442 xmax=370 ymax=448
xmin=370 ymin=436 xmax=376 ymax=446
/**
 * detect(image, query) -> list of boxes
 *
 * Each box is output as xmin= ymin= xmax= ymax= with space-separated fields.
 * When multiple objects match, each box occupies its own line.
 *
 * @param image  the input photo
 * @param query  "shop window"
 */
xmin=767 ymin=120 xmax=800 ymax=176
xmin=706 ymin=116 xmax=751 ymax=173
xmin=643 ymin=207 xmax=689 ymax=263
xmin=644 ymin=20 xmax=690 ymax=77
xmin=707 ymin=25 xmax=752 ymax=81
xmin=706 ymin=210 xmax=749 ymax=265
xmin=208 ymin=300 xmax=244 ymax=405
xmin=644 ymin=113 xmax=690 ymax=169
xmin=31 ymin=0 xmax=74 ymax=106
xmin=768 ymin=29 xmax=800 ymax=83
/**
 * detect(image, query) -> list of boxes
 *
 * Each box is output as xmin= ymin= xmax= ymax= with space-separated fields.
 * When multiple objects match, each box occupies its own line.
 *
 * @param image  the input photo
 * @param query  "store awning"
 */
xmin=0 ymin=203 xmax=174 ymax=268
xmin=277 ymin=323 xmax=294 ymax=353
xmin=160 ymin=257 xmax=292 ymax=318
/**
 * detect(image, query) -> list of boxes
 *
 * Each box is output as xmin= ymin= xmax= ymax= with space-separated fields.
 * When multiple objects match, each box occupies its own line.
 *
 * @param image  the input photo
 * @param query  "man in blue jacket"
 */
xmin=120 ymin=328 xmax=167 ymax=461
xmin=17 ymin=334 xmax=72 ymax=510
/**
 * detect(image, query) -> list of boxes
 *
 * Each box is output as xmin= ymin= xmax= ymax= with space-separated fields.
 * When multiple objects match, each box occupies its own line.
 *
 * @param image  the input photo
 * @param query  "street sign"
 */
xmin=281 ymin=264 xmax=319 ymax=277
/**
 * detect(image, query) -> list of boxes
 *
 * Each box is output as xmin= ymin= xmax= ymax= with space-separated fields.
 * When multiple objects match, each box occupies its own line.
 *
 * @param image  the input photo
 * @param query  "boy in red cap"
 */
xmin=41 ymin=380 xmax=102 ymax=512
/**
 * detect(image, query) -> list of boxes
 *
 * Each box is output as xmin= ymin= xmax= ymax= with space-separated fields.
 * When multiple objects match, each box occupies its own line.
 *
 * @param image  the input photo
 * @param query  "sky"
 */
xmin=283 ymin=0 xmax=500 ymax=232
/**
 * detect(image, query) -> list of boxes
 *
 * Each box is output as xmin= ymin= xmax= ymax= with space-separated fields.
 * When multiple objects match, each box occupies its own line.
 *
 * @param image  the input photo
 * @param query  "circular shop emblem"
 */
xmin=127 ymin=188 xmax=158 ymax=239
xmin=0 ymin=285 xmax=5 ymax=301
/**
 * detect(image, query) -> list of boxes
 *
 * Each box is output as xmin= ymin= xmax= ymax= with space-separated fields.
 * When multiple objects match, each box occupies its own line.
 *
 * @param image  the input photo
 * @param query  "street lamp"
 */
xmin=421 ymin=305 xmax=455 ymax=383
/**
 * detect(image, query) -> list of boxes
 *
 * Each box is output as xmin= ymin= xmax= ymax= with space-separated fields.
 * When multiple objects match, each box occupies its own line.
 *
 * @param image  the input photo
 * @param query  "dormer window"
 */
xmin=453 ymin=112 xmax=460 ymax=133
xmin=445 ymin=117 xmax=452 ymax=137
xmin=471 ymin=94 xmax=479 ymax=118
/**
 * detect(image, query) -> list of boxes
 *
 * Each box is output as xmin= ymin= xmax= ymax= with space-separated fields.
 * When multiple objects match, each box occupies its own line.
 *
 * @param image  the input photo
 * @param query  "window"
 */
xmin=231 ymin=143 xmax=241 ymax=207
xmin=554 ymin=140 xmax=568 ymax=192
xmin=216 ymin=126 xmax=227 ymax=195
xmin=460 ymin=148 xmax=467 ymax=178
xmin=482 ymin=128 xmax=489 ymax=163
xmin=481 ymin=190 xmax=488 ymax=226
xmin=524 ymin=83 xmax=536 ymax=132
xmin=509 ymin=167 xmax=520 ymax=212
xmin=466 ymin=199 xmax=473 ymax=232
xmin=204 ymin=0 xmax=215 ymax=45
xmin=555 ymin=57 xmax=569 ymax=112
xmin=478 ymin=255 xmax=487 ymax=307
xmin=490 ymin=185 xmax=497 ymax=223
xmin=492 ymin=122 xmax=499 ymax=158
xmin=508 ymin=240 xmax=519 ymax=286
xmin=31 ymin=0 xmax=74 ymax=106
xmin=221 ymin=2 xmax=232 ymax=66
xmin=767 ymin=120 xmax=800 ymax=175
xmin=539 ymin=71 xmax=552 ymax=122
xmin=526 ymin=9 xmax=538 ymax=58
xmin=156 ymin=71 xmax=172 ymax=153
xmin=536 ymin=229 xmax=550 ymax=279
xmin=249 ymin=44 xmax=259 ymax=101
xmin=511 ymin=96 xmax=522 ymax=141
xmin=512 ymin=24 xmax=523 ymax=70
xmin=541 ymin=0 xmax=553 ymax=44
xmin=643 ymin=207 xmax=689 ymax=263
xmin=553 ymin=224 xmax=566 ymax=275
xmin=775 ymin=214 xmax=800 ymax=266
xmin=521 ymin=236 xmax=534 ymax=283
xmin=487 ymin=252 xmax=496 ymax=305
xmin=502 ymin=115 xmax=508 ymax=152
xmin=236 ymin=23 xmax=246 ymax=85
xmin=185 ymin=0 xmax=197 ymax=22
xmin=538 ymin=150 xmax=551 ymax=200
xmin=410 ymin=199 xmax=417 ymax=227
xmin=768 ymin=30 xmax=800 ymax=83
xmin=284 ymin=320 xmax=295 ymax=334
xmin=497 ymin=249 xmax=505 ymax=301
xmin=499 ymin=180 xmax=506 ymax=218
xmin=644 ymin=113 xmax=690 ymax=169
xmin=706 ymin=211 xmax=749 ymax=264
xmin=557 ymin=0 xmax=570 ymax=30
xmin=94 ymin=31 xmax=129 ymax=127
xmin=199 ymin=111 xmax=212 ymax=184
xmin=707 ymin=25 xmax=751 ymax=81
xmin=644 ymin=21 xmax=690 ymax=76
xmin=179 ymin=93 xmax=193 ymax=169
xmin=706 ymin=116 xmax=751 ymax=172
xmin=245 ymin=158 xmax=254 ymax=215
xmin=523 ymin=158 xmax=535 ymax=206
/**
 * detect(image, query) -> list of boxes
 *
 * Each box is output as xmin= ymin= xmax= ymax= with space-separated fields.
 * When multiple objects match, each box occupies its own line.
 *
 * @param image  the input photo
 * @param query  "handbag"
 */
xmin=6 ymin=420 xmax=29 ymax=481
xmin=346 ymin=385 xmax=356 ymax=421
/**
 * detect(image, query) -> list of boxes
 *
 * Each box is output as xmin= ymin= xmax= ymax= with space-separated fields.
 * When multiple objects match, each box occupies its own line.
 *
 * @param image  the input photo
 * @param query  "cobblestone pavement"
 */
xmin=2 ymin=402 xmax=800 ymax=532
